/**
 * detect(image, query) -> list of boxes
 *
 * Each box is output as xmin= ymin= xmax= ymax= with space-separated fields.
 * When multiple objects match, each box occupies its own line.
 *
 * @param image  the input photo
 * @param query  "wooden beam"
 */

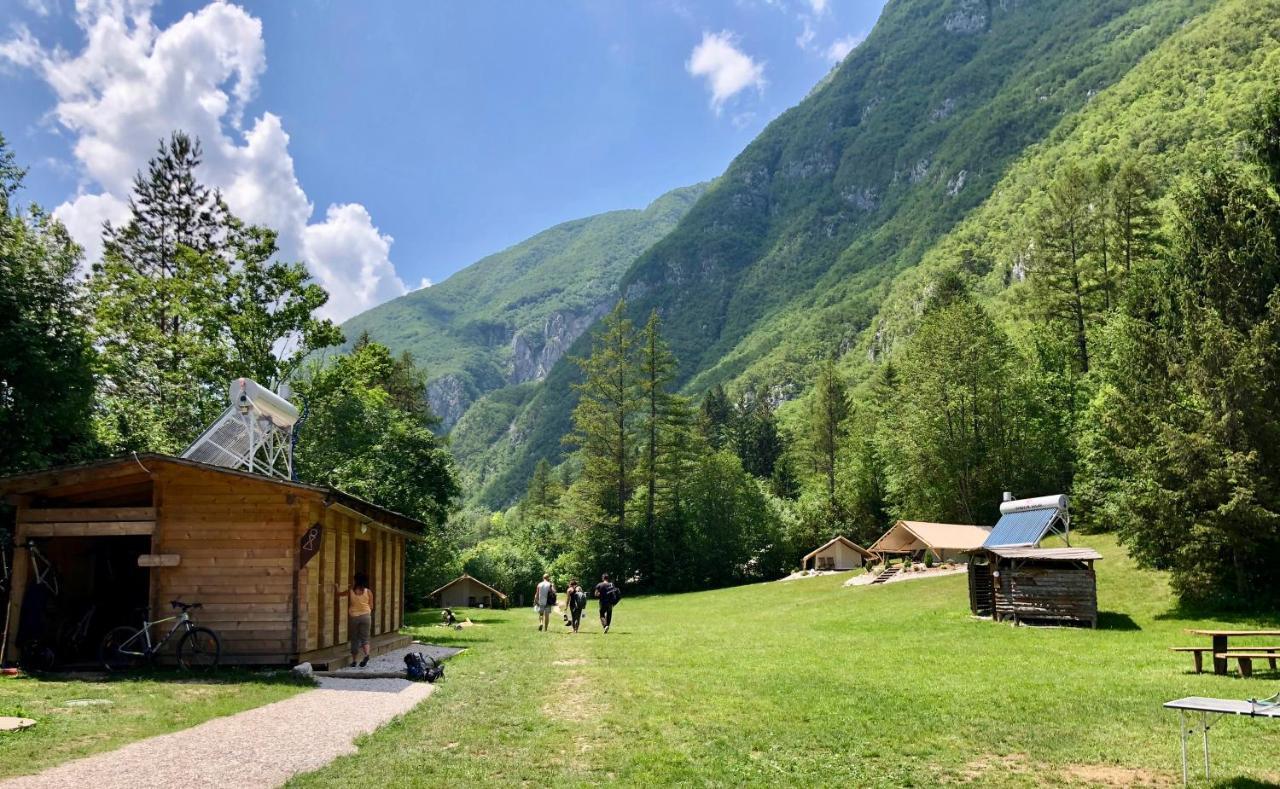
xmin=23 ymin=521 xmax=155 ymax=537
xmin=0 ymin=462 xmax=150 ymax=495
xmin=19 ymin=507 xmax=156 ymax=523
xmin=137 ymin=554 xmax=180 ymax=567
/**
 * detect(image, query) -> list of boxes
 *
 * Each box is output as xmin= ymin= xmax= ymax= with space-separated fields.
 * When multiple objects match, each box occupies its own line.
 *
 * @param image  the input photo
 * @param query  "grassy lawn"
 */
xmin=0 ymin=670 xmax=309 ymax=779
xmin=293 ymin=534 xmax=1280 ymax=787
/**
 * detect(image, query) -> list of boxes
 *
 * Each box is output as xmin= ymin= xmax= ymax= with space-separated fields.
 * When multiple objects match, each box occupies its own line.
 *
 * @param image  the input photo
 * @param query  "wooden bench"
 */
xmin=1171 ymin=647 xmax=1214 ymax=674
xmin=1213 ymin=651 xmax=1280 ymax=678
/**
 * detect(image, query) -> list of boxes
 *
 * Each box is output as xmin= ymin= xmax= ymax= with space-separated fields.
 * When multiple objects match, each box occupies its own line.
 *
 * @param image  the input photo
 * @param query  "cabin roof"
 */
xmin=986 ymin=546 xmax=1102 ymax=561
xmin=869 ymin=520 xmax=992 ymax=553
xmin=0 ymin=454 xmax=431 ymax=536
xmin=801 ymin=535 xmax=874 ymax=562
xmin=430 ymin=573 xmax=508 ymax=600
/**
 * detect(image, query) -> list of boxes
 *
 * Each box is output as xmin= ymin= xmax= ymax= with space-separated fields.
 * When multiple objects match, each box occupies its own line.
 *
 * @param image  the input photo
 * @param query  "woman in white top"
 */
xmin=534 ymin=574 xmax=555 ymax=632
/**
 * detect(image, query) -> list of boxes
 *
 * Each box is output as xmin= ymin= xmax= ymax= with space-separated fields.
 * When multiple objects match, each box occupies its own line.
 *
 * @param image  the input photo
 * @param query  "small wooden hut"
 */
xmin=968 ymin=495 xmax=1100 ymax=628
xmin=801 ymin=536 xmax=873 ymax=571
xmin=867 ymin=520 xmax=992 ymax=562
xmin=968 ymin=547 xmax=1101 ymax=627
xmin=430 ymin=574 xmax=508 ymax=609
xmin=0 ymin=455 xmax=425 ymax=668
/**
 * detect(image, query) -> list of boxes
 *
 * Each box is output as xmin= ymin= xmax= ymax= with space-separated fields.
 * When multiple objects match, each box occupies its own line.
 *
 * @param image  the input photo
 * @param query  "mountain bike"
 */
xmin=100 ymin=600 xmax=220 ymax=672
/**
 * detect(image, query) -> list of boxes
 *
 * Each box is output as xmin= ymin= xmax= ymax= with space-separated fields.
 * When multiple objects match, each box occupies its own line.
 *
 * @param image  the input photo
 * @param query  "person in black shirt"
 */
xmin=593 ymin=573 xmax=616 ymax=633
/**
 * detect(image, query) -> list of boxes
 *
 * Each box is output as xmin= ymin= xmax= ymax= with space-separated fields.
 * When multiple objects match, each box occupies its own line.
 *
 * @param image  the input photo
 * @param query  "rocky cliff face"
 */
xmin=508 ymin=303 xmax=610 ymax=384
xmin=428 ymin=374 xmax=470 ymax=431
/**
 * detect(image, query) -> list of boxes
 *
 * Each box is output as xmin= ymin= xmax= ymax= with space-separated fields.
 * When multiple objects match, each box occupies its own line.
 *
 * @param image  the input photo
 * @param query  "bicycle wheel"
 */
xmin=177 ymin=627 xmax=220 ymax=671
xmin=100 ymin=626 xmax=146 ymax=672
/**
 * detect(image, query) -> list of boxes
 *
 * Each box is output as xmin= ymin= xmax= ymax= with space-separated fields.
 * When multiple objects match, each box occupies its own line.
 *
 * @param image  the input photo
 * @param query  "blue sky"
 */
xmin=0 ymin=0 xmax=886 ymax=320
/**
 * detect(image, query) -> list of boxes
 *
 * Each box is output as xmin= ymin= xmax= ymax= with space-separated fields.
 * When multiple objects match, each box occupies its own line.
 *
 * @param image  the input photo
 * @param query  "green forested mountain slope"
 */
xmin=453 ymin=0 xmax=1229 ymax=508
xmin=339 ymin=183 xmax=705 ymax=428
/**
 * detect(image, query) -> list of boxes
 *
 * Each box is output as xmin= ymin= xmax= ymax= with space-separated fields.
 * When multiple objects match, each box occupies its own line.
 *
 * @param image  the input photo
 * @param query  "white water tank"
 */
xmin=230 ymin=378 xmax=299 ymax=428
xmin=998 ymin=494 xmax=1068 ymax=515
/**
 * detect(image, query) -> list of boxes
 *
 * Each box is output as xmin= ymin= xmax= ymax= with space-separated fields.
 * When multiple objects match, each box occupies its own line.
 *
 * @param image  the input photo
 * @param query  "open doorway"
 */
xmin=18 ymin=535 xmax=150 ymax=668
xmin=353 ymin=538 xmax=370 ymax=585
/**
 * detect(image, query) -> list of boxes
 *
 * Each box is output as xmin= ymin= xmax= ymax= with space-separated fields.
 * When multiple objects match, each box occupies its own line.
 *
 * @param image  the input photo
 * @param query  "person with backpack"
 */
xmin=564 ymin=578 xmax=587 ymax=633
xmin=593 ymin=573 xmax=619 ymax=633
xmin=337 ymin=572 xmax=373 ymax=667
xmin=534 ymin=574 xmax=556 ymax=632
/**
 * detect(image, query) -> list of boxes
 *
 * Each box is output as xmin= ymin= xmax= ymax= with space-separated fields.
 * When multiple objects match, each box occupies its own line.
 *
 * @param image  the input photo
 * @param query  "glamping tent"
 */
xmin=867 ymin=520 xmax=992 ymax=562
xmin=430 ymin=574 xmax=508 ymax=609
xmin=968 ymin=495 xmax=1100 ymax=627
xmin=0 ymin=455 xmax=424 ymax=668
xmin=801 ymin=536 xmax=873 ymax=571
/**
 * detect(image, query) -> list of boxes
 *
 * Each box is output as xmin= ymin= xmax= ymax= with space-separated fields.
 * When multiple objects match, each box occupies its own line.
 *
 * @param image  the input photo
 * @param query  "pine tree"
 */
xmin=810 ymin=359 xmax=851 ymax=518
xmin=636 ymin=310 xmax=686 ymax=583
xmin=698 ymin=384 xmax=733 ymax=449
xmin=1033 ymin=163 xmax=1099 ymax=372
xmin=1108 ymin=160 xmax=1161 ymax=275
xmin=566 ymin=300 xmax=641 ymax=576
xmin=730 ymin=386 xmax=784 ymax=480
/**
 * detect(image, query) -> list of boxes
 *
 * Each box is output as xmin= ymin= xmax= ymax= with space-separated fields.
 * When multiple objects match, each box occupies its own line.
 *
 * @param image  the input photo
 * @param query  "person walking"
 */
xmin=594 ymin=574 xmax=617 ymax=633
xmin=534 ymin=574 xmax=556 ymax=632
xmin=337 ymin=571 xmax=373 ymax=667
xmin=565 ymin=578 xmax=586 ymax=633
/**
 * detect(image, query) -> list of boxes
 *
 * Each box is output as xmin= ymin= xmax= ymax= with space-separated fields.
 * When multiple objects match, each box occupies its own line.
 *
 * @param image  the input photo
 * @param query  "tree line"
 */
xmin=469 ymin=94 xmax=1280 ymax=609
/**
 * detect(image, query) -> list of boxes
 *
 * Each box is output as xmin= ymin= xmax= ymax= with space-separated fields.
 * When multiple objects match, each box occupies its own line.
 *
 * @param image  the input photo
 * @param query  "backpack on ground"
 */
xmin=404 ymin=651 xmax=444 ymax=683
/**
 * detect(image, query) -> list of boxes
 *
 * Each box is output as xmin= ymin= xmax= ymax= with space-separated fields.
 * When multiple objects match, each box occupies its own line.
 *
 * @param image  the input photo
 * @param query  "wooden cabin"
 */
xmin=0 ymin=455 xmax=425 ymax=668
xmin=967 ymin=496 xmax=1099 ymax=628
xmin=801 ymin=536 xmax=873 ymax=571
xmin=867 ymin=520 xmax=992 ymax=563
xmin=968 ymin=547 xmax=1101 ymax=628
xmin=430 ymin=574 xmax=508 ymax=609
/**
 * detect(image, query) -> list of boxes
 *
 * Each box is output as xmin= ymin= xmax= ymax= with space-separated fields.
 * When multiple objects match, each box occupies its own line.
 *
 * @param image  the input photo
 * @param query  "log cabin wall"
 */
xmin=151 ymin=464 xmax=304 ymax=664
xmin=992 ymin=559 xmax=1097 ymax=627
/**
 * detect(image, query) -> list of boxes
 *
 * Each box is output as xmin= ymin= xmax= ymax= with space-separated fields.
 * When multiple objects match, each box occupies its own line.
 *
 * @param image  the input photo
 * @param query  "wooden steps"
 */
xmin=871 ymin=566 xmax=899 ymax=585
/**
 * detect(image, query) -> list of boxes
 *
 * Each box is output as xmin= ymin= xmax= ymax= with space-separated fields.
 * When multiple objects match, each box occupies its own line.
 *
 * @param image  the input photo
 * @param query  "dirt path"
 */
xmin=0 ymin=677 xmax=433 ymax=789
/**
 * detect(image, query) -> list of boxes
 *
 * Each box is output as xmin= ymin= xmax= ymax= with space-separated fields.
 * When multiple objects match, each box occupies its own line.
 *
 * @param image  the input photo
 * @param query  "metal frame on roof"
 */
xmin=983 ymin=507 xmax=1068 ymax=549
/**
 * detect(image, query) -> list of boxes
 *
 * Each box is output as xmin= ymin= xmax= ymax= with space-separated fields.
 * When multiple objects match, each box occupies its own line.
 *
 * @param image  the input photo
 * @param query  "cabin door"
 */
xmin=353 ymin=539 xmax=370 ymax=583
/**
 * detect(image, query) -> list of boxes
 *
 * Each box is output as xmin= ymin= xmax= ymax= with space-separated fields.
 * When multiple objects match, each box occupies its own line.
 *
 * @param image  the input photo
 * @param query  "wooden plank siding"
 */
xmin=0 ymin=457 xmax=418 ymax=666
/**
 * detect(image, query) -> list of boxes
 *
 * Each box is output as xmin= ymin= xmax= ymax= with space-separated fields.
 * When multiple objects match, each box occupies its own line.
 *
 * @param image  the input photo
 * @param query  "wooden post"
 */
xmin=2 ymin=497 xmax=31 ymax=664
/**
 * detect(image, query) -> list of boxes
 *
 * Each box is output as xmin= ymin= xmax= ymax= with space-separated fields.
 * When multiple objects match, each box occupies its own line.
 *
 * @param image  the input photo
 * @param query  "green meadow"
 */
xmin=294 ymin=534 xmax=1280 ymax=787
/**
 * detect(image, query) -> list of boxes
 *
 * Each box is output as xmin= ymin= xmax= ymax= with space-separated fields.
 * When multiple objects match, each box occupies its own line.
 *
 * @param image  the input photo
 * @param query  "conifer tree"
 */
xmin=1033 ymin=163 xmax=1098 ymax=372
xmin=636 ymin=310 xmax=688 ymax=582
xmin=1108 ymin=160 xmax=1161 ymax=275
xmin=698 ymin=384 xmax=733 ymax=449
xmin=809 ymin=359 xmax=851 ymax=517
xmin=566 ymin=301 xmax=641 ymax=575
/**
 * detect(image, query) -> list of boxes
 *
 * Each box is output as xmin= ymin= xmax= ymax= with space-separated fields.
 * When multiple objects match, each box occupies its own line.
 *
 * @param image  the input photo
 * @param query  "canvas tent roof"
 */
xmin=429 ymin=574 xmax=508 ymax=601
xmin=801 ymin=535 xmax=873 ymax=563
xmin=868 ymin=520 xmax=992 ymax=554
xmin=982 ymin=507 xmax=1062 ymax=548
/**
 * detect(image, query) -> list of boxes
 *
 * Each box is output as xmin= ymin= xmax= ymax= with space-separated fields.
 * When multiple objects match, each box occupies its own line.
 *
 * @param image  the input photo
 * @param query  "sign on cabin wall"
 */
xmin=299 ymin=522 xmax=323 ymax=567
xmin=137 ymin=554 xmax=180 ymax=567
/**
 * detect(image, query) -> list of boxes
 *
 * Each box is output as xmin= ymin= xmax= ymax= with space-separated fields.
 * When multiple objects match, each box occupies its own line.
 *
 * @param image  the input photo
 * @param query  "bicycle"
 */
xmin=17 ymin=540 xmax=59 ymax=596
xmin=99 ymin=600 xmax=220 ymax=672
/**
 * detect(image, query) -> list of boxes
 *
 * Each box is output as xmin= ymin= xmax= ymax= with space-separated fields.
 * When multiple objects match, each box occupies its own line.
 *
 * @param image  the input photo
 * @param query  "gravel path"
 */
xmin=1 ymin=676 xmax=434 ymax=788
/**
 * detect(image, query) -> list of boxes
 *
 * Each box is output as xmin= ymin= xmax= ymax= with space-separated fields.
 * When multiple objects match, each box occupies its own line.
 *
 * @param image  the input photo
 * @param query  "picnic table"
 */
xmin=1187 ymin=629 xmax=1280 ymax=675
xmin=1164 ymin=696 xmax=1280 ymax=786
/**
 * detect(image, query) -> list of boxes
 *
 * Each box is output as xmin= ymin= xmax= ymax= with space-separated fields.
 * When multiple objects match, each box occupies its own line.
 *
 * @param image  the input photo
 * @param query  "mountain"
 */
xmin=450 ymin=0 xmax=1263 ymax=508
xmin=340 ymin=183 xmax=706 ymax=429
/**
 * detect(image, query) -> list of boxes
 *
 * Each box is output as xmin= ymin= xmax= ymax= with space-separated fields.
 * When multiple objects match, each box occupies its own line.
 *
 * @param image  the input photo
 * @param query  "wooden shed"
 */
xmin=0 ymin=454 xmax=425 ymax=668
xmin=430 ymin=574 xmax=508 ymax=609
xmin=867 ymin=520 xmax=992 ymax=562
xmin=968 ymin=547 xmax=1101 ymax=627
xmin=801 ymin=536 xmax=873 ymax=571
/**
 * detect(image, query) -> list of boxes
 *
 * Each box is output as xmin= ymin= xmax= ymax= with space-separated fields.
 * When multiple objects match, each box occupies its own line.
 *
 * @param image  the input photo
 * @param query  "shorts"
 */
xmin=349 ymin=614 xmax=372 ymax=654
xmin=535 ymin=604 xmax=554 ymax=615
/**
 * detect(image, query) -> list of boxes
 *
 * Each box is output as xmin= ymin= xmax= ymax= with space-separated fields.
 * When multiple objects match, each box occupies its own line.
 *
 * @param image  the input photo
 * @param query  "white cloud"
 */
xmin=807 ymin=0 xmax=829 ymax=13
xmin=1 ymin=0 xmax=406 ymax=322
xmin=417 ymin=277 xmax=433 ymax=290
xmin=825 ymin=33 xmax=865 ymax=63
xmin=795 ymin=19 xmax=816 ymax=51
xmin=686 ymin=31 xmax=765 ymax=114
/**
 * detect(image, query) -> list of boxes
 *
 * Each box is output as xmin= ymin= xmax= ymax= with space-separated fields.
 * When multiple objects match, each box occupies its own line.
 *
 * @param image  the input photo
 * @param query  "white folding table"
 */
xmin=1163 ymin=696 xmax=1280 ymax=785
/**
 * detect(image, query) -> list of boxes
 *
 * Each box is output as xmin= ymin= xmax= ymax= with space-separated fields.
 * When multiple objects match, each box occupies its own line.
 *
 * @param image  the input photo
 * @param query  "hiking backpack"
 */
xmin=608 ymin=585 xmax=622 ymax=606
xmin=404 ymin=651 xmax=444 ymax=683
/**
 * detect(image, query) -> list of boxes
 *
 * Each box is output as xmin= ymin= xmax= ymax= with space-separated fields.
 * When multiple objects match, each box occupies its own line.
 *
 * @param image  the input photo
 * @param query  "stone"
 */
xmin=0 ymin=717 xmax=36 ymax=732
xmin=291 ymin=661 xmax=313 ymax=678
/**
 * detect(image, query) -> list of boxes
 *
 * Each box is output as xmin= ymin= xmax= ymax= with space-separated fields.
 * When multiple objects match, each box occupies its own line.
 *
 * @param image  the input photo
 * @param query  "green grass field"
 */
xmin=293 ymin=535 xmax=1279 ymax=787
xmin=0 ymin=670 xmax=308 ymax=779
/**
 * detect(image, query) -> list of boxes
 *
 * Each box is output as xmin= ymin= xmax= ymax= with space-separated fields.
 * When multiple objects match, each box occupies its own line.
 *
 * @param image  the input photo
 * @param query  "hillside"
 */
xmin=340 ymin=183 xmax=706 ymax=428
xmin=291 ymin=535 xmax=1280 ymax=786
xmin=452 ymin=0 xmax=1231 ymax=508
